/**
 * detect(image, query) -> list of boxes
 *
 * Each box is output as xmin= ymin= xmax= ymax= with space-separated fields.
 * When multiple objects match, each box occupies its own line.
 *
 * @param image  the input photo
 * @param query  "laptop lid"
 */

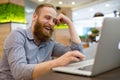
xmin=92 ymin=17 xmax=120 ymax=76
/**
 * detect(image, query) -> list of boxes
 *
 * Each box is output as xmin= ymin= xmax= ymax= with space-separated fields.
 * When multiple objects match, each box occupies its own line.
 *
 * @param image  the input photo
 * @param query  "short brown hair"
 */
xmin=34 ymin=3 xmax=56 ymax=15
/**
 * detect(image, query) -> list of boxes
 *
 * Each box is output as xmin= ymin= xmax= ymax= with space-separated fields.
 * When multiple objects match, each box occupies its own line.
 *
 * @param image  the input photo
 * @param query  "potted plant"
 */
xmin=88 ymin=28 xmax=99 ymax=42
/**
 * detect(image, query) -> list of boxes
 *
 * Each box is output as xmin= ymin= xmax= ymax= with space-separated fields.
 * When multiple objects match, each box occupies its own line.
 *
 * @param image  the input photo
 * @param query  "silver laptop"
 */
xmin=52 ymin=17 xmax=120 ymax=76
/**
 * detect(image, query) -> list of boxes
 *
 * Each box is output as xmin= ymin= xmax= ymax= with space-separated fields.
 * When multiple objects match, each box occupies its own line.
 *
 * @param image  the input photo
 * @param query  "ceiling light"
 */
xmin=38 ymin=0 xmax=44 ymax=2
xmin=73 ymin=12 xmax=78 ymax=16
xmin=72 ymin=2 xmax=75 ymax=5
xmin=89 ymin=8 xmax=94 ymax=12
xmin=105 ymin=4 xmax=110 ymax=7
xmin=59 ymin=1 xmax=63 ymax=4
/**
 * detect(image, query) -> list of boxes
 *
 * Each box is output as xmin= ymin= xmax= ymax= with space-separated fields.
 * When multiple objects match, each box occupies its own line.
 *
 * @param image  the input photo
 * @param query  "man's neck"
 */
xmin=34 ymin=35 xmax=40 ymax=46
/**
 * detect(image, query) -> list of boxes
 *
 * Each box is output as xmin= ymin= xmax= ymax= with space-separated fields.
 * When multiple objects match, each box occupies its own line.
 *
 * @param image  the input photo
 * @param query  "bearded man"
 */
xmin=0 ymin=4 xmax=85 ymax=80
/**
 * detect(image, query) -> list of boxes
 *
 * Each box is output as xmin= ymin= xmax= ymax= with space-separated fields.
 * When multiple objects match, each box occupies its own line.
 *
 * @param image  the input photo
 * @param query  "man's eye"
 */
xmin=46 ymin=17 xmax=50 ymax=20
xmin=45 ymin=16 xmax=51 ymax=20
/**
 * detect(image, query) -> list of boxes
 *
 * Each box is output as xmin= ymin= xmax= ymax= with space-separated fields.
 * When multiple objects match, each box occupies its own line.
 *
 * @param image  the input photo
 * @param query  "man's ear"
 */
xmin=32 ymin=13 xmax=38 ymax=21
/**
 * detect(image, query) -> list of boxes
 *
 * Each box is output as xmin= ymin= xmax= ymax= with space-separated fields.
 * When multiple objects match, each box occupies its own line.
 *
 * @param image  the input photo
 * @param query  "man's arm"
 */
xmin=56 ymin=14 xmax=81 ymax=44
xmin=32 ymin=50 xmax=85 ymax=79
xmin=51 ymin=14 xmax=83 ymax=57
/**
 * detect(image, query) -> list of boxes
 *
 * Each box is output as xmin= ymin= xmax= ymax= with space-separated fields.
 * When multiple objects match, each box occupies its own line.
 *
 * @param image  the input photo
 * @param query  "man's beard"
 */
xmin=33 ymin=20 xmax=54 ymax=42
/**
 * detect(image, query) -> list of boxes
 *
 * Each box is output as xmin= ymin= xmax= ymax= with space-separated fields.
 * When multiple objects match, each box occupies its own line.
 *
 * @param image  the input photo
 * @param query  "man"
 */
xmin=0 ymin=4 xmax=85 ymax=80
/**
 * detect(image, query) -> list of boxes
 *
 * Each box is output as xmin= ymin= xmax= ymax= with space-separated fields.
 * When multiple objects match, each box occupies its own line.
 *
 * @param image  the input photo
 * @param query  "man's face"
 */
xmin=33 ymin=7 xmax=57 ymax=42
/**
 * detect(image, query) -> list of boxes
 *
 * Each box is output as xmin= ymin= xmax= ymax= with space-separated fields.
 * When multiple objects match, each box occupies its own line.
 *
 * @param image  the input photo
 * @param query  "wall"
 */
xmin=53 ymin=29 xmax=70 ymax=46
xmin=0 ymin=23 xmax=11 ymax=58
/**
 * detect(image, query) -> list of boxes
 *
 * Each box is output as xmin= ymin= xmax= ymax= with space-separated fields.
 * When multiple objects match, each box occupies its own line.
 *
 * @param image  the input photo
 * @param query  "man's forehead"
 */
xmin=41 ymin=7 xmax=56 ymax=13
xmin=41 ymin=7 xmax=57 ymax=17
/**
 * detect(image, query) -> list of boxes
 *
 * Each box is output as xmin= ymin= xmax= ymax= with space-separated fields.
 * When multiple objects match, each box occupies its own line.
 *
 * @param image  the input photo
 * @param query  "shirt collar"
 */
xmin=26 ymin=27 xmax=34 ymax=40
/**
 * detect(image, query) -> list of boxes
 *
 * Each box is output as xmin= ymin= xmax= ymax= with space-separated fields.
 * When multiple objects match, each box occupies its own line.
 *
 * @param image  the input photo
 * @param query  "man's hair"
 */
xmin=34 ymin=3 xmax=56 ymax=15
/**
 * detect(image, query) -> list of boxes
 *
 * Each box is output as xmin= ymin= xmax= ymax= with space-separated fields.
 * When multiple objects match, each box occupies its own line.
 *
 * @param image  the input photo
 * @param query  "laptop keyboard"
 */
xmin=68 ymin=59 xmax=94 ymax=71
xmin=69 ymin=59 xmax=94 ymax=66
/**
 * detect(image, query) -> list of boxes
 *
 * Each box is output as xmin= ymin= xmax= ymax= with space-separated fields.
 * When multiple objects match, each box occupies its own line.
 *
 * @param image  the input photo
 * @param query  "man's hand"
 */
xmin=55 ymin=13 xmax=72 ymax=26
xmin=53 ymin=51 xmax=86 ymax=67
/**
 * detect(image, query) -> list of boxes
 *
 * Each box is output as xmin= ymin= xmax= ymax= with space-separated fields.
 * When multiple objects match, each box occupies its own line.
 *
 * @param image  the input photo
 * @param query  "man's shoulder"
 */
xmin=4 ymin=29 xmax=27 ymax=49
xmin=10 ymin=28 xmax=27 ymax=37
xmin=13 ymin=28 xmax=26 ymax=34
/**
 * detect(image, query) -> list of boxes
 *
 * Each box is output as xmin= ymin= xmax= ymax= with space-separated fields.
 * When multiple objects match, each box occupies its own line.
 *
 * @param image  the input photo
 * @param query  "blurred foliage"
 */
xmin=79 ymin=35 xmax=88 ymax=39
xmin=54 ymin=23 xmax=68 ymax=29
xmin=79 ymin=28 xmax=99 ymax=42
xmin=79 ymin=35 xmax=88 ymax=42
xmin=0 ymin=3 xmax=26 ymax=23
xmin=90 ymin=28 xmax=99 ymax=34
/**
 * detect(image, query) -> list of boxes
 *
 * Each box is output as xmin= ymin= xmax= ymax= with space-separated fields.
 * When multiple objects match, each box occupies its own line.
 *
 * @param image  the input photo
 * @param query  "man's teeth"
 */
xmin=46 ymin=27 xmax=51 ymax=30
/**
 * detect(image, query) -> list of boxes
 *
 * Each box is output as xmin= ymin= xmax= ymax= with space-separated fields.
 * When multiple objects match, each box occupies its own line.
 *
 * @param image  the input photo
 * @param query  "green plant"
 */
xmin=0 ymin=3 xmax=26 ymax=23
xmin=54 ymin=23 xmax=68 ymax=29
xmin=91 ymin=28 xmax=99 ymax=34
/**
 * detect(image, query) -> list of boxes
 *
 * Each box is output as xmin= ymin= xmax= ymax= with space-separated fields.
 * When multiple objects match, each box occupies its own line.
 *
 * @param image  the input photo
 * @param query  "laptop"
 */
xmin=52 ymin=17 xmax=120 ymax=76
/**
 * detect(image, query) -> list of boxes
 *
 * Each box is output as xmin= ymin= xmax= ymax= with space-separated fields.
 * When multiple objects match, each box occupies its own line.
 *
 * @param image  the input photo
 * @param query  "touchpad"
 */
xmin=78 ymin=65 xmax=93 ymax=71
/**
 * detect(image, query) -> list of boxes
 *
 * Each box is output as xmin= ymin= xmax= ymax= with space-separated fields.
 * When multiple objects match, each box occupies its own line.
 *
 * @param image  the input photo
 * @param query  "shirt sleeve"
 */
xmin=52 ymin=41 xmax=83 ymax=57
xmin=70 ymin=41 xmax=83 ymax=53
xmin=4 ymin=30 xmax=35 ymax=80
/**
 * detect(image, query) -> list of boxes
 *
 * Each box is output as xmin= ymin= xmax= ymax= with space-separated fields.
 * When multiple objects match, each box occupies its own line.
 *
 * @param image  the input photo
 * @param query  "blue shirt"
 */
xmin=0 ymin=28 xmax=83 ymax=80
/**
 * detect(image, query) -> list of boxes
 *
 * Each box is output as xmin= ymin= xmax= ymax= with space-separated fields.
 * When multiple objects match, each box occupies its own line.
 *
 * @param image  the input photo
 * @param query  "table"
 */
xmin=39 ymin=67 xmax=120 ymax=80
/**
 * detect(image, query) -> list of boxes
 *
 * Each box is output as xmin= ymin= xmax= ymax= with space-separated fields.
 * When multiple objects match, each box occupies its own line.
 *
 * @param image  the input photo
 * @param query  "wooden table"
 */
xmin=38 ymin=67 xmax=120 ymax=80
